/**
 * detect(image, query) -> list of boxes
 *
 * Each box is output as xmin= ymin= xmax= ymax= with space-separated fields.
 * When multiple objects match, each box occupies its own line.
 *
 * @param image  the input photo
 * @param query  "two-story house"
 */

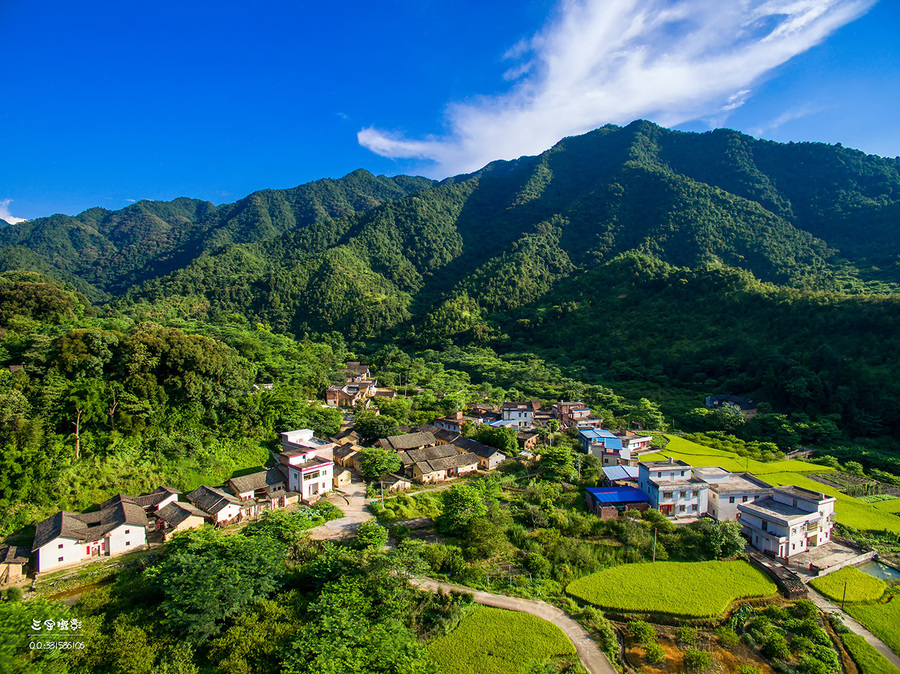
xmin=502 ymin=401 xmax=536 ymax=429
xmin=638 ymin=459 xmax=709 ymax=518
xmin=737 ymin=485 xmax=837 ymax=560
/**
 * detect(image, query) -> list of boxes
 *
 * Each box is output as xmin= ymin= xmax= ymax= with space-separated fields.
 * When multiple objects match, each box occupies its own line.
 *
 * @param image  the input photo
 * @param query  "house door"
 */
xmin=310 ymin=482 xmax=319 ymax=496
xmin=661 ymin=505 xmax=673 ymax=516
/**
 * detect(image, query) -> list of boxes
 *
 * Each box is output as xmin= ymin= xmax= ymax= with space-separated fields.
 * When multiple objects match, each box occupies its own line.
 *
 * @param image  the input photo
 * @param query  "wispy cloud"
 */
xmin=0 ymin=199 xmax=28 ymax=224
xmin=750 ymin=102 xmax=826 ymax=136
xmin=359 ymin=0 xmax=875 ymax=176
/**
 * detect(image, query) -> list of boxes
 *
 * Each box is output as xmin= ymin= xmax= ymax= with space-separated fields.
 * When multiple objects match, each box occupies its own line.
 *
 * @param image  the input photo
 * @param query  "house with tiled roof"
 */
xmin=155 ymin=502 xmax=208 ymax=539
xmin=397 ymin=445 xmax=480 ymax=483
xmin=378 ymin=432 xmax=439 ymax=452
xmin=32 ymin=501 xmax=149 ymax=572
xmin=185 ymin=485 xmax=245 ymax=525
xmin=451 ymin=437 xmax=506 ymax=470
xmin=0 ymin=544 xmax=31 ymax=583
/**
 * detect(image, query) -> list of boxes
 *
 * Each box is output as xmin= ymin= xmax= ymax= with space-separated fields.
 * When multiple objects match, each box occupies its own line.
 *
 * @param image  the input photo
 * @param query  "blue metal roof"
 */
xmin=586 ymin=487 xmax=650 ymax=504
xmin=601 ymin=438 xmax=623 ymax=451
xmin=602 ymin=465 xmax=640 ymax=481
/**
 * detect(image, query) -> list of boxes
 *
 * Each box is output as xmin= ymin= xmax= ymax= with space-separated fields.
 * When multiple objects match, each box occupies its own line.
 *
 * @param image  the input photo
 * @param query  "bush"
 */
xmin=628 ymin=620 xmax=656 ymax=646
xmin=355 ymin=520 xmax=388 ymax=550
xmin=714 ymin=626 xmax=739 ymax=648
xmin=737 ymin=665 xmax=761 ymax=674
xmin=645 ymin=643 xmax=666 ymax=664
xmin=762 ymin=633 xmax=791 ymax=660
xmin=790 ymin=599 xmax=818 ymax=621
xmin=6 ymin=587 xmax=23 ymax=602
xmin=677 ymin=626 xmax=698 ymax=647
xmin=789 ymin=635 xmax=815 ymax=655
xmin=683 ymin=649 xmax=713 ymax=672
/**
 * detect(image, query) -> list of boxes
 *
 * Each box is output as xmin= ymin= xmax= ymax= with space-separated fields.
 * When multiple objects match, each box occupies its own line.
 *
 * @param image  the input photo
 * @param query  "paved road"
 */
xmin=308 ymin=478 xmax=372 ymax=540
xmin=411 ymin=578 xmax=617 ymax=674
xmin=806 ymin=586 xmax=900 ymax=670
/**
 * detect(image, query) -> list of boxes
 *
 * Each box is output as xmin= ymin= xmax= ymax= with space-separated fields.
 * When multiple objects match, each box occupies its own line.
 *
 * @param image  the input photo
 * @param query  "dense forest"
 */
xmin=3 ymin=120 xmax=900 ymax=523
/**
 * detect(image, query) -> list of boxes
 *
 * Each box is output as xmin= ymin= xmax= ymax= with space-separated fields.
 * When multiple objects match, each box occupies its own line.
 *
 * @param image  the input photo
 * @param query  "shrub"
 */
xmin=645 ymin=643 xmax=666 ymax=664
xmin=628 ymin=620 xmax=656 ymax=646
xmin=677 ymin=626 xmax=698 ymax=647
xmin=789 ymin=635 xmax=815 ymax=655
xmin=683 ymin=649 xmax=713 ymax=672
xmin=790 ymin=599 xmax=818 ymax=621
xmin=764 ymin=605 xmax=789 ymax=622
xmin=714 ymin=626 xmax=739 ymax=648
xmin=737 ymin=665 xmax=761 ymax=674
xmin=6 ymin=587 xmax=23 ymax=602
xmin=355 ymin=520 xmax=388 ymax=550
xmin=762 ymin=633 xmax=791 ymax=660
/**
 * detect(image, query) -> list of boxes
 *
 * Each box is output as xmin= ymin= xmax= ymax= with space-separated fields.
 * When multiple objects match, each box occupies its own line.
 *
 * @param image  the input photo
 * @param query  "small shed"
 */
xmin=0 ymin=544 xmax=30 ymax=583
xmin=584 ymin=486 xmax=650 ymax=519
xmin=333 ymin=469 xmax=352 ymax=489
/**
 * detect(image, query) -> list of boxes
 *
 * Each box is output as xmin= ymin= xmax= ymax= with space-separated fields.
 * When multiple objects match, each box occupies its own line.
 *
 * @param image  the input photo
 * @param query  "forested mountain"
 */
xmin=3 ymin=120 xmax=900 ymax=438
xmin=0 ymin=171 xmax=434 ymax=299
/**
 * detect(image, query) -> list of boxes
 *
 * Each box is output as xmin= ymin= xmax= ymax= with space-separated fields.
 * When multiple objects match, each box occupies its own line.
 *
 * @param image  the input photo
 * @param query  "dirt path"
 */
xmin=308 ymin=477 xmax=373 ymax=540
xmin=411 ymin=578 xmax=617 ymax=674
xmin=806 ymin=586 xmax=900 ymax=669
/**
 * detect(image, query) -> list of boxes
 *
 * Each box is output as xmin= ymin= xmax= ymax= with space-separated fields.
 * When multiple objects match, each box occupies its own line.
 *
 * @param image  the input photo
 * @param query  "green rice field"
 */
xmin=846 ymin=593 xmax=900 ymax=659
xmin=874 ymin=499 xmax=900 ymax=514
xmin=427 ymin=605 xmax=576 ymax=674
xmin=566 ymin=560 xmax=777 ymax=618
xmin=840 ymin=633 xmax=900 ymax=674
xmin=810 ymin=566 xmax=887 ymax=603
xmin=651 ymin=436 xmax=833 ymax=475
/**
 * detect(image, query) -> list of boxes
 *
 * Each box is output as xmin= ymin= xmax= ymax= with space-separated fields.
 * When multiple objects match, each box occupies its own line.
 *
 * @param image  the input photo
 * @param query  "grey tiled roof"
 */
xmin=32 ymin=502 xmax=149 ymax=552
xmin=398 ymin=445 xmax=459 ymax=466
xmin=452 ymin=437 xmax=503 ymax=459
xmin=381 ymin=432 xmax=437 ymax=451
xmin=0 ymin=544 xmax=30 ymax=565
xmin=185 ymin=485 xmax=242 ymax=515
xmin=156 ymin=502 xmax=208 ymax=527
xmin=228 ymin=467 xmax=285 ymax=495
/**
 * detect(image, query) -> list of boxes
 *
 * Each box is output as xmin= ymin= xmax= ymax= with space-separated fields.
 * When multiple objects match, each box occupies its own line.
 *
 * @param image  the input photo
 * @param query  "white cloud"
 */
xmin=0 ymin=199 xmax=28 ymax=224
xmin=359 ymin=0 xmax=875 ymax=176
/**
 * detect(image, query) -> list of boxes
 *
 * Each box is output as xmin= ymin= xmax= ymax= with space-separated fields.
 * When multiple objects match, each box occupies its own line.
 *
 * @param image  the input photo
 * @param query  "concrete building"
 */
xmin=277 ymin=429 xmax=335 ymax=501
xmin=693 ymin=467 xmax=773 ymax=521
xmin=738 ymin=485 xmax=837 ymax=560
xmin=638 ymin=459 xmax=709 ymax=518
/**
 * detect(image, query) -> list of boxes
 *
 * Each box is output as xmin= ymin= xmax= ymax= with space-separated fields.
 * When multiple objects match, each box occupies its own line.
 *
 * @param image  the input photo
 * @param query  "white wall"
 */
xmin=106 ymin=524 xmax=147 ymax=555
xmin=37 ymin=537 xmax=85 ymax=571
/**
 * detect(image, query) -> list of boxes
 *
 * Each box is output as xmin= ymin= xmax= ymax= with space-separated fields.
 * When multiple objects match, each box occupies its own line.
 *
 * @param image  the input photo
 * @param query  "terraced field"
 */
xmin=427 ymin=605 xmax=576 ymax=674
xmin=566 ymin=560 xmax=777 ymax=618
xmin=810 ymin=566 xmax=887 ymax=603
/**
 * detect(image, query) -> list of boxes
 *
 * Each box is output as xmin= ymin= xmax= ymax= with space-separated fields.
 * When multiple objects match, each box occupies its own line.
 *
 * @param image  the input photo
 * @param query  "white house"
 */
xmin=693 ymin=467 xmax=773 ymax=521
xmin=185 ymin=485 xmax=244 ymax=524
xmin=277 ymin=429 xmax=335 ymax=500
xmin=737 ymin=485 xmax=837 ymax=560
xmin=638 ymin=459 xmax=709 ymax=518
xmin=32 ymin=502 xmax=149 ymax=572
xmin=502 ymin=402 xmax=535 ymax=429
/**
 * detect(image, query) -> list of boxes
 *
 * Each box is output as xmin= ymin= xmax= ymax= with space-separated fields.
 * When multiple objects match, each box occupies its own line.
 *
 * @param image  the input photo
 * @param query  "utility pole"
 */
xmin=653 ymin=527 xmax=658 ymax=563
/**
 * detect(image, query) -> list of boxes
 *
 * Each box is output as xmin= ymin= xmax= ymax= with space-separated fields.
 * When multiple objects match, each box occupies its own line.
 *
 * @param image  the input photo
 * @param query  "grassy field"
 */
xmin=847 ymin=593 xmax=900 ymax=659
xmin=368 ymin=491 xmax=444 ymax=523
xmin=874 ymin=499 xmax=900 ymax=514
xmin=566 ymin=560 xmax=777 ymax=618
xmin=810 ymin=567 xmax=887 ymax=603
xmin=840 ymin=633 xmax=900 ymax=674
xmin=652 ymin=436 xmax=833 ymax=475
xmin=427 ymin=605 xmax=576 ymax=674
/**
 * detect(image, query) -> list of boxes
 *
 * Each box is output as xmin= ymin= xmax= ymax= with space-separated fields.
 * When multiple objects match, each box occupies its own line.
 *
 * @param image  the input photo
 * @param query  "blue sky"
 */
xmin=1 ymin=0 xmax=898 ymax=222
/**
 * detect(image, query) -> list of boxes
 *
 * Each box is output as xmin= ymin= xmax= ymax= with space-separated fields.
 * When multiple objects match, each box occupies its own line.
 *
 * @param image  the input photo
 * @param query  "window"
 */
xmin=125 ymin=529 xmax=130 ymax=534
xmin=679 ymin=505 xmax=686 ymax=513
xmin=762 ymin=521 xmax=768 ymax=532
xmin=680 ymin=491 xmax=687 ymax=499
xmin=692 ymin=490 xmax=699 ymax=498
xmin=792 ymin=543 xmax=796 ymax=550
xmin=680 ymin=471 xmax=686 ymax=476
xmin=691 ymin=504 xmax=698 ymax=512
xmin=729 ymin=496 xmax=736 ymax=504
xmin=58 ymin=543 xmax=64 ymax=549
xmin=125 ymin=541 xmax=130 ymax=546
xmin=663 ymin=491 xmax=673 ymax=499
xmin=305 ymin=470 xmax=320 ymax=480
xmin=742 ymin=496 xmax=748 ymax=502
xmin=792 ymin=527 xmax=797 ymax=535
xmin=59 ymin=557 xmax=64 ymax=562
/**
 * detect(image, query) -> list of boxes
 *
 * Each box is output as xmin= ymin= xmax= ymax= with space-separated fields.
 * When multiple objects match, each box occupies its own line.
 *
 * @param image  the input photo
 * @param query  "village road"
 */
xmin=806 ymin=586 xmax=900 ymax=669
xmin=411 ymin=578 xmax=617 ymax=674
xmin=308 ymin=477 xmax=372 ymax=540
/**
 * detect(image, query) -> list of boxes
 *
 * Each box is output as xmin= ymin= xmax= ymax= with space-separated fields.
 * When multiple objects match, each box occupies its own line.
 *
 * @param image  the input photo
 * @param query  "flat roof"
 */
xmin=642 ymin=459 xmax=692 ymax=469
xmin=586 ymin=487 xmax=651 ymax=505
xmin=603 ymin=465 xmax=640 ymax=481
xmin=738 ymin=496 xmax=818 ymax=523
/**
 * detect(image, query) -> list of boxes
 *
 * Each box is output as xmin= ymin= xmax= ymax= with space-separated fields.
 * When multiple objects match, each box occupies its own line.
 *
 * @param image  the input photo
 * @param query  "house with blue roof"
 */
xmin=584 ymin=486 xmax=650 ymax=519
